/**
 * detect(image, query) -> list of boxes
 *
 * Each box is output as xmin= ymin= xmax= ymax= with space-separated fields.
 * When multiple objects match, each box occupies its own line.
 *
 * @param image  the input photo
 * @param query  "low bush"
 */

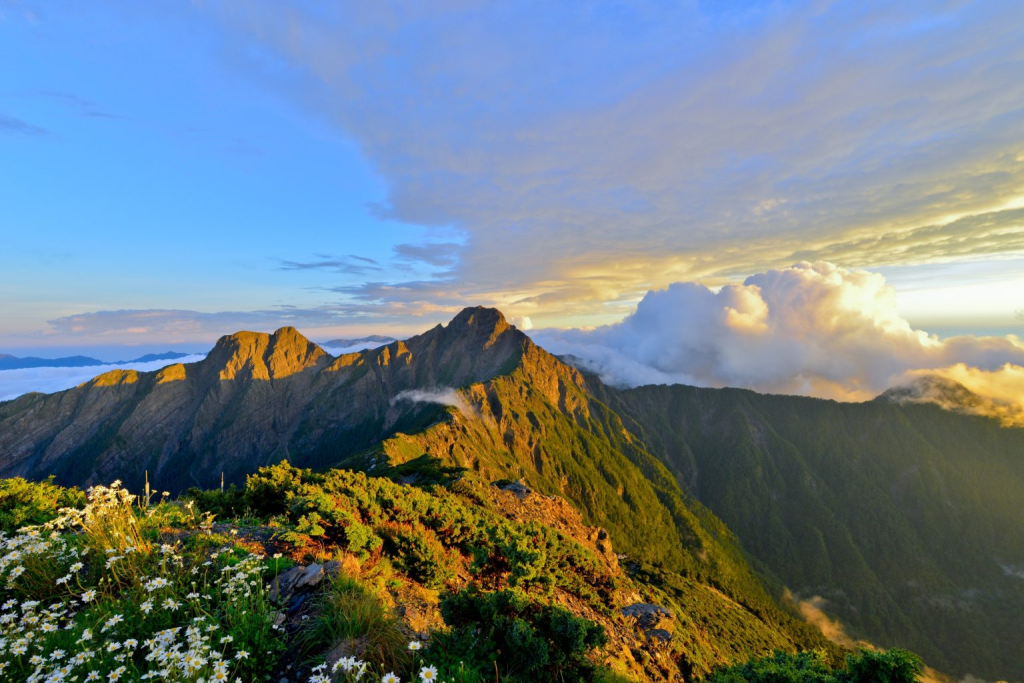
xmin=0 ymin=476 xmax=85 ymax=533
xmin=436 ymin=587 xmax=609 ymax=682
xmin=707 ymin=648 xmax=924 ymax=683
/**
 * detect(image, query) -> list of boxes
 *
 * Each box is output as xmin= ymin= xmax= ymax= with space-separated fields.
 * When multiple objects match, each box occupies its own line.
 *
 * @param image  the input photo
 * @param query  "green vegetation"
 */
xmin=0 ymin=482 xmax=282 ymax=682
xmin=0 ymin=472 xmax=626 ymax=682
xmin=436 ymin=588 xmax=608 ymax=682
xmin=707 ymin=648 xmax=923 ymax=683
xmin=295 ymin=573 xmax=409 ymax=671
xmin=594 ymin=382 xmax=1024 ymax=679
xmin=0 ymin=476 xmax=85 ymax=533
xmin=0 ymin=468 xmax=874 ymax=683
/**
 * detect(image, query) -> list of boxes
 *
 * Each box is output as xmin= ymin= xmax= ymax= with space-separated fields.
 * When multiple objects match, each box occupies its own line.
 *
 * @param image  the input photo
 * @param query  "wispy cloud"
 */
xmin=279 ymin=254 xmax=383 ymax=276
xmin=32 ymin=89 xmax=122 ymax=119
xmin=391 ymin=387 xmax=474 ymax=418
xmin=0 ymin=112 xmax=48 ymax=136
xmin=195 ymin=0 xmax=1024 ymax=324
xmin=393 ymin=242 xmax=460 ymax=268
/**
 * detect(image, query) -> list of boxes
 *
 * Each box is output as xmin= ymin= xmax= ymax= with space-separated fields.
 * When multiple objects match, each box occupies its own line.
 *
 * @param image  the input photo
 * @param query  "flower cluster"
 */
xmin=0 ymin=482 xmax=279 ymax=682
xmin=308 ymin=640 xmax=442 ymax=683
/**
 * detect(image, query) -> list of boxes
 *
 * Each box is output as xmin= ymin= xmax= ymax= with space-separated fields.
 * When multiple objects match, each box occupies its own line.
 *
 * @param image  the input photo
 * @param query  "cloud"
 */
xmin=190 ymin=0 xmax=1024 ymax=324
xmin=279 ymin=254 xmax=382 ymax=276
xmin=41 ymin=307 xmax=396 ymax=343
xmin=0 ymin=112 xmax=48 ymax=136
xmin=895 ymin=364 xmax=1024 ymax=427
xmin=783 ymin=590 xmax=862 ymax=650
xmin=31 ymin=89 xmax=122 ymax=119
xmin=393 ymin=242 xmax=461 ymax=268
xmin=534 ymin=262 xmax=1024 ymax=422
xmin=391 ymin=387 xmax=472 ymax=418
xmin=0 ymin=354 xmax=207 ymax=402
xmin=320 ymin=338 xmax=394 ymax=354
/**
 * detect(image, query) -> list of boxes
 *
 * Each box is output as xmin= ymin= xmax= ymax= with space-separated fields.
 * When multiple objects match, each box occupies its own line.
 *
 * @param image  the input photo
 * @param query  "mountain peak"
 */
xmin=207 ymin=327 xmax=327 ymax=381
xmin=878 ymin=374 xmax=980 ymax=407
xmin=445 ymin=307 xmax=514 ymax=349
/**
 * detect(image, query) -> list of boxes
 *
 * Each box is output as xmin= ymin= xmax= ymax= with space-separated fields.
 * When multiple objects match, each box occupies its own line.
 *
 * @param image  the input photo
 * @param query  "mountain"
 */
xmin=2 ymin=307 xmax=1023 ymax=679
xmin=0 ymin=354 xmax=106 ymax=370
xmin=0 ymin=351 xmax=192 ymax=370
xmin=588 ymin=380 xmax=1024 ymax=679
xmin=0 ymin=308 xmax=830 ymax=679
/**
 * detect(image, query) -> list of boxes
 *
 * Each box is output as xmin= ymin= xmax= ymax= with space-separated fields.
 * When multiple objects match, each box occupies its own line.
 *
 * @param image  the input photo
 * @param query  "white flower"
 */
xmin=144 ymin=577 xmax=171 ymax=592
xmin=382 ymin=673 xmax=401 ymax=683
xmin=419 ymin=666 xmax=438 ymax=682
xmin=102 ymin=614 xmax=124 ymax=632
xmin=81 ymin=590 xmax=97 ymax=603
xmin=408 ymin=640 xmax=422 ymax=651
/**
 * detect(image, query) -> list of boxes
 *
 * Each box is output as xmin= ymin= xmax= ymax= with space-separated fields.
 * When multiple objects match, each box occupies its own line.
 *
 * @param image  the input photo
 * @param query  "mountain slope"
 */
xmin=591 ymin=381 xmax=1024 ymax=679
xmin=0 ymin=309 xmax=523 ymax=491
xmin=0 ymin=308 xmax=830 ymax=677
xmin=7 ymin=307 xmax=1023 ymax=678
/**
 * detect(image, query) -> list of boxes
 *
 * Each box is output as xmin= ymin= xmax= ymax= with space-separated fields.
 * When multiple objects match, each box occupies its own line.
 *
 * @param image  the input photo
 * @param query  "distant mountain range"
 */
xmin=320 ymin=335 xmax=396 ymax=348
xmin=0 ymin=308 xmax=1022 ymax=679
xmin=0 ymin=351 xmax=194 ymax=371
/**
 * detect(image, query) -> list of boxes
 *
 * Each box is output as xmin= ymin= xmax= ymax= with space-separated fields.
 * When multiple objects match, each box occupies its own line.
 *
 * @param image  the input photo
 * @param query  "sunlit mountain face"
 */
xmin=3 ymin=3 xmax=1024 ymax=683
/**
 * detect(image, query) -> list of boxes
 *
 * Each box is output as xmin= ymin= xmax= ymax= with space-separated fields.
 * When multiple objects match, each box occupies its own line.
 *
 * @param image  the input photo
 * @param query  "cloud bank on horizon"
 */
xmin=534 ymin=262 xmax=1024 ymax=425
xmin=0 ymin=354 xmax=209 ymax=402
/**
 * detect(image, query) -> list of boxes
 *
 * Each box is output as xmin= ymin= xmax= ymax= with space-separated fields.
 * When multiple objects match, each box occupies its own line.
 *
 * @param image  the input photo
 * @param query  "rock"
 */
xmin=622 ymin=603 xmax=673 ymax=631
xmin=272 ymin=611 xmax=286 ymax=627
xmin=294 ymin=563 xmax=325 ymax=589
xmin=288 ymin=593 xmax=309 ymax=615
xmin=495 ymin=480 xmax=532 ymax=499
xmin=647 ymin=629 xmax=673 ymax=642
xmin=269 ymin=566 xmax=306 ymax=604
xmin=324 ymin=560 xmax=342 ymax=578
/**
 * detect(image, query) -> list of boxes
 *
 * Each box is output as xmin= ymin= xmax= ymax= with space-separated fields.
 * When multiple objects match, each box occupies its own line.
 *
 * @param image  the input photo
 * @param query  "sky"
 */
xmin=1 ymin=1 xmax=1023 ymax=409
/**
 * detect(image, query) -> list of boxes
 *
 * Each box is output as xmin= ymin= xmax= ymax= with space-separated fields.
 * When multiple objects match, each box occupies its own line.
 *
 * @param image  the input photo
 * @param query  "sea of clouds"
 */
xmin=0 ymin=355 xmax=209 ymax=402
xmin=0 ymin=338 xmax=397 ymax=403
xmin=534 ymin=262 xmax=1024 ymax=425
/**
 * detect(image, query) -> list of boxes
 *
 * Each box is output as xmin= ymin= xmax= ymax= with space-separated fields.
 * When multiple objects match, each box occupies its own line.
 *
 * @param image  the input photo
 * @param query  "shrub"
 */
xmin=380 ymin=521 xmax=458 ymax=588
xmin=0 ymin=476 xmax=85 ymax=533
xmin=706 ymin=648 xmax=924 ymax=683
xmin=437 ymin=587 xmax=608 ymax=682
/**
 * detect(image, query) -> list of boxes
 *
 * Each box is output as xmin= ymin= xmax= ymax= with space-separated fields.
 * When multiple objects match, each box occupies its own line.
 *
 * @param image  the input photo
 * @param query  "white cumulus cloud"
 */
xmin=534 ymin=262 xmax=1024 ymax=423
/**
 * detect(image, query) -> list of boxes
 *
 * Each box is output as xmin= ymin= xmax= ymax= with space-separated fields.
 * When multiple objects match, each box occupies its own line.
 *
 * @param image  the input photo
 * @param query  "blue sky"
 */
xmin=2 ymin=0 xmax=1023 ymax=358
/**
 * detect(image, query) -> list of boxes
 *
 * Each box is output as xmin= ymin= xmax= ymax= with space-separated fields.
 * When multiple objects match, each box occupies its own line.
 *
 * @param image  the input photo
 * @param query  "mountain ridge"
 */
xmin=0 ymin=350 xmax=193 ymax=371
xmin=2 ymin=307 xmax=1023 ymax=679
